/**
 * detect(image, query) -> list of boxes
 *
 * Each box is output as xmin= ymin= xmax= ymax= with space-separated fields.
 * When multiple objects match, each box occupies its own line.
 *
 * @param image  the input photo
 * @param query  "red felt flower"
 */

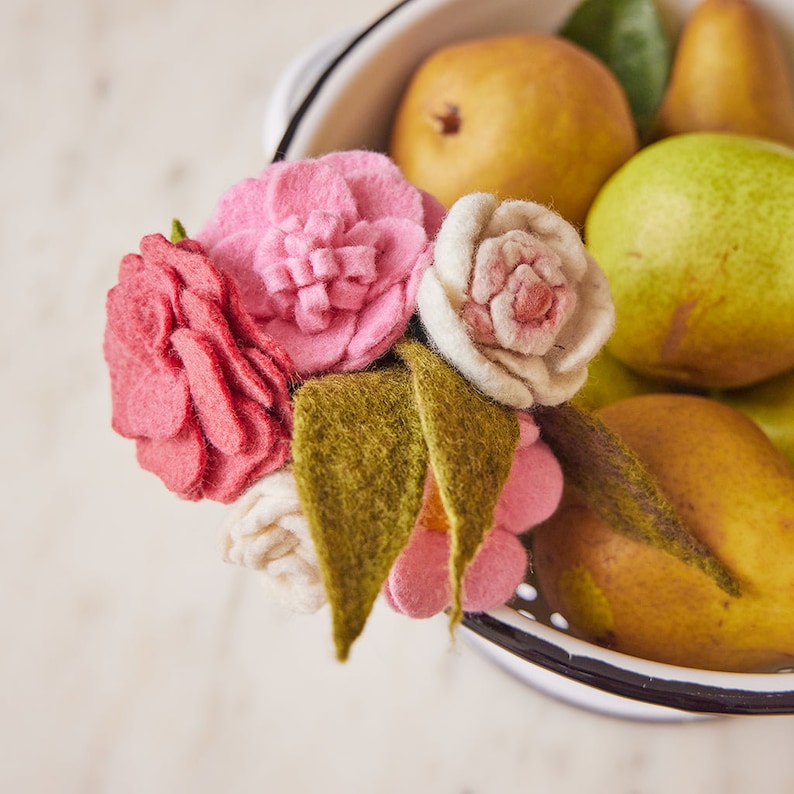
xmin=104 ymin=234 xmax=295 ymax=503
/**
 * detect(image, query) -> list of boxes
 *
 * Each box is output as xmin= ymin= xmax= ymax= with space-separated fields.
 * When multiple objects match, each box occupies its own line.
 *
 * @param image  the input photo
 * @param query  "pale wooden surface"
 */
xmin=3 ymin=0 xmax=794 ymax=791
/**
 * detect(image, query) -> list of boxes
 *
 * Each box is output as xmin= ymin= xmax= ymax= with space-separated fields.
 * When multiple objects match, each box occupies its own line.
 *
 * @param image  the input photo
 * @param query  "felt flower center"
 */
xmin=462 ymin=230 xmax=575 ymax=356
xmin=263 ymin=211 xmax=384 ymax=334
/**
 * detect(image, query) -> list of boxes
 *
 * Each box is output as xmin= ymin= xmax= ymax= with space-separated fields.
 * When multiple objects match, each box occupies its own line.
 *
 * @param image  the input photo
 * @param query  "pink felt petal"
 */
xmin=384 ymin=528 xmax=451 ymax=619
xmin=318 ymin=150 xmax=401 ymax=179
xmin=370 ymin=217 xmax=430 ymax=287
xmin=136 ymin=419 xmax=207 ymax=500
xmin=421 ymin=190 xmax=447 ymax=238
xmin=345 ymin=170 xmax=424 ymax=224
xmin=201 ymin=396 xmax=289 ymax=503
xmin=462 ymin=529 xmax=527 ymax=611
xmin=263 ymin=160 xmax=359 ymax=228
xmin=198 ymin=178 xmax=272 ymax=245
xmin=105 ymin=266 xmax=180 ymax=357
xmin=179 ymin=289 xmax=281 ymax=409
xmin=516 ymin=410 xmax=541 ymax=446
xmin=493 ymin=440 xmax=564 ymax=534
xmin=122 ymin=364 xmax=191 ymax=440
xmin=344 ymin=283 xmax=407 ymax=370
xmin=264 ymin=312 xmax=356 ymax=375
xmin=171 ymin=328 xmax=246 ymax=455
xmin=207 ymin=231 xmax=276 ymax=319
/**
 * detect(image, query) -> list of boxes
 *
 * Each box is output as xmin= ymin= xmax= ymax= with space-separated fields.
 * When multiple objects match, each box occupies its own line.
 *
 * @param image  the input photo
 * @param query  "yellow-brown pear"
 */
xmin=656 ymin=0 xmax=794 ymax=146
xmin=533 ymin=393 xmax=794 ymax=672
xmin=388 ymin=34 xmax=638 ymax=227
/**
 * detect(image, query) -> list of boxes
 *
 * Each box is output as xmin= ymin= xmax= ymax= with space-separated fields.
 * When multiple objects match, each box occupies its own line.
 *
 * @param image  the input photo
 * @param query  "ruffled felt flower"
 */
xmin=417 ymin=193 xmax=615 ymax=408
xmin=104 ymin=234 xmax=295 ymax=503
xmin=383 ymin=412 xmax=564 ymax=618
xmin=220 ymin=468 xmax=326 ymax=613
xmin=196 ymin=150 xmax=446 ymax=377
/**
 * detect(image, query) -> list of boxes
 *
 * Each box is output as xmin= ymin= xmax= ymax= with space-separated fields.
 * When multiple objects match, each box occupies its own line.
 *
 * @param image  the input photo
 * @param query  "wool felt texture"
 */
xmin=220 ymin=467 xmax=326 ymax=614
xmin=395 ymin=339 xmax=520 ymax=627
xmin=534 ymin=402 xmax=740 ymax=596
xmin=196 ymin=150 xmax=445 ymax=378
xmin=383 ymin=411 xmax=563 ymax=618
xmin=417 ymin=193 xmax=615 ymax=409
xmin=104 ymin=234 xmax=295 ymax=503
xmin=291 ymin=366 xmax=428 ymax=661
xmin=382 ymin=526 xmax=527 ymax=618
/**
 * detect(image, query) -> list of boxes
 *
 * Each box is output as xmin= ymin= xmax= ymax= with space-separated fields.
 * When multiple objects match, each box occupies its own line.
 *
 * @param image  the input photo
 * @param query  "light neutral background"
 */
xmin=3 ymin=0 xmax=794 ymax=791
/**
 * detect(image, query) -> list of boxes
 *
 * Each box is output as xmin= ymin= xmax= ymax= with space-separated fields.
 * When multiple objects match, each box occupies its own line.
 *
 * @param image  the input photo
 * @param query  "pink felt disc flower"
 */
xmin=417 ymin=193 xmax=615 ymax=408
xmin=196 ymin=150 xmax=446 ymax=376
xmin=104 ymin=234 xmax=295 ymax=503
xmin=383 ymin=412 xmax=564 ymax=618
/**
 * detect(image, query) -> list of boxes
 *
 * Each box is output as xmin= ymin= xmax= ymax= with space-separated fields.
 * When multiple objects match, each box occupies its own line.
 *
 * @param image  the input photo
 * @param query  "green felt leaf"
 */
xmin=560 ymin=0 xmax=672 ymax=141
xmin=534 ymin=403 xmax=741 ymax=596
xmin=170 ymin=218 xmax=188 ymax=243
xmin=291 ymin=367 xmax=428 ymax=661
xmin=397 ymin=340 xmax=520 ymax=626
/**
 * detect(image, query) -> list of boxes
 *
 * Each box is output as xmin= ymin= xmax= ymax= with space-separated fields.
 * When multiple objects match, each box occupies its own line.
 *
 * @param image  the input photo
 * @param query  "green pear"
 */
xmin=585 ymin=132 xmax=794 ymax=389
xmin=533 ymin=393 xmax=794 ymax=672
xmin=572 ymin=348 xmax=668 ymax=412
xmin=656 ymin=0 xmax=794 ymax=147
xmin=713 ymin=368 xmax=794 ymax=468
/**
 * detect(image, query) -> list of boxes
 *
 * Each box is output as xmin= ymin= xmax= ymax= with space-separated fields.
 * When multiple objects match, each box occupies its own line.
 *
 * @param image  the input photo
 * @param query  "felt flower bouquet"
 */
xmin=104 ymin=150 xmax=616 ymax=660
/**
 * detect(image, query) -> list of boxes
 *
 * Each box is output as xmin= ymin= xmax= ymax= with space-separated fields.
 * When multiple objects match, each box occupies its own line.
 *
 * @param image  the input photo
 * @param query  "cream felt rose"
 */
xmin=417 ymin=193 xmax=615 ymax=408
xmin=221 ymin=468 xmax=326 ymax=613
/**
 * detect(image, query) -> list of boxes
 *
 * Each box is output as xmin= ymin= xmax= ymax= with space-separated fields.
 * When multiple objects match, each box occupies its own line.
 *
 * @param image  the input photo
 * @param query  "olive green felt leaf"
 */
xmin=292 ymin=367 xmax=428 ymax=661
xmin=396 ymin=340 xmax=520 ymax=626
xmin=533 ymin=403 xmax=741 ymax=596
xmin=170 ymin=218 xmax=188 ymax=243
xmin=560 ymin=0 xmax=672 ymax=141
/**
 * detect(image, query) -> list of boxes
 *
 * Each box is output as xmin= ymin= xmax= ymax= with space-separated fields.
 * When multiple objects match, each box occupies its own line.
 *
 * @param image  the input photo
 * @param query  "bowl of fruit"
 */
xmin=265 ymin=0 xmax=794 ymax=720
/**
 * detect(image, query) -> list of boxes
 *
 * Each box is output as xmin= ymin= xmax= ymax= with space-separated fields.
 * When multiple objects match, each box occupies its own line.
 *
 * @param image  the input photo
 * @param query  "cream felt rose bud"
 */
xmin=417 ymin=193 xmax=615 ymax=408
xmin=220 ymin=468 xmax=326 ymax=613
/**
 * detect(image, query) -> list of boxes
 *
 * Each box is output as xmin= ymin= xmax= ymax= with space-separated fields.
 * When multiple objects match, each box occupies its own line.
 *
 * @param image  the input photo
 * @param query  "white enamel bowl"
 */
xmin=265 ymin=0 xmax=794 ymax=721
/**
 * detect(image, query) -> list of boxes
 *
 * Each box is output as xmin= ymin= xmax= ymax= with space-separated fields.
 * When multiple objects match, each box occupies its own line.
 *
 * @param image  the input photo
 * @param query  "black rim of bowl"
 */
xmin=269 ymin=0 xmax=794 ymax=716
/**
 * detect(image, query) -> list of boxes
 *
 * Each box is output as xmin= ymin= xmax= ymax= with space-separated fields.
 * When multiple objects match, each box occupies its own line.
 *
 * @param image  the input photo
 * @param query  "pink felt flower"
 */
xmin=383 ymin=412 xmax=564 ymax=618
xmin=196 ymin=150 xmax=446 ymax=376
xmin=418 ymin=193 xmax=615 ymax=408
xmin=104 ymin=234 xmax=295 ymax=503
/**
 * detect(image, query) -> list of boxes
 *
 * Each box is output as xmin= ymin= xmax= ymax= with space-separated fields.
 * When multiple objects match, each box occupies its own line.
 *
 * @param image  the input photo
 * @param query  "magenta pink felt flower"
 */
xmin=383 ymin=412 xmax=564 ymax=618
xmin=196 ymin=150 xmax=446 ymax=376
xmin=104 ymin=234 xmax=295 ymax=503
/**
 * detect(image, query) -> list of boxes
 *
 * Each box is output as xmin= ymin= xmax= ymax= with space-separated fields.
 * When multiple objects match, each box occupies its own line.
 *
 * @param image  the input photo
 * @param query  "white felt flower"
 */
xmin=220 ymin=468 xmax=327 ymax=613
xmin=417 ymin=193 xmax=615 ymax=408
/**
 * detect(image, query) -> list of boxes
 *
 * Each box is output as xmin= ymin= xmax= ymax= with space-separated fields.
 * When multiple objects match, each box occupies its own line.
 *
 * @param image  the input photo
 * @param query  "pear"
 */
xmin=714 ymin=368 xmax=794 ymax=468
xmin=572 ymin=348 xmax=668 ymax=412
xmin=585 ymin=132 xmax=794 ymax=389
xmin=656 ymin=0 xmax=794 ymax=147
xmin=388 ymin=33 xmax=638 ymax=227
xmin=533 ymin=393 xmax=794 ymax=672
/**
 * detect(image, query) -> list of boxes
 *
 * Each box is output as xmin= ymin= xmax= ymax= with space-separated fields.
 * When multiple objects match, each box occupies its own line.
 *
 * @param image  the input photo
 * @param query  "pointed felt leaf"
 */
xmin=560 ymin=0 xmax=672 ymax=141
xmin=396 ymin=340 xmax=520 ymax=625
xmin=534 ymin=402 xmax=740 ymax=596
xmin=171 ymin=218 xmax=188 ymax=243
xmin=291 ymin=367 xmax=428 ymax=661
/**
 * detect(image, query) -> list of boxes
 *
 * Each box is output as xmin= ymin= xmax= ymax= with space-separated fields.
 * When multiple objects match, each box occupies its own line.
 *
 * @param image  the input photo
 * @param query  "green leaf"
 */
xmin=170 ymin=218 xmax=188 ymax=243
xmin=291 ymin=367 xmax=428 ymax=661
xmin=560 ymin=0 xmax=672 ymax=141
xmin=534 ymin=402 xmax=741 ymax=597
xmin=396 ymin=340 xmax=520 ymax=626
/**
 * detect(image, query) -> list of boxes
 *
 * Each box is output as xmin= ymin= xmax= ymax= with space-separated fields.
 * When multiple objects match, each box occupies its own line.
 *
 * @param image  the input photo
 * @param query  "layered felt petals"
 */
xmin=197 ymin=150 xmax=446 ymax=376
xmin=104 ymin=234 xmax=295 ymax=503
xmin=418 ymin=193 xmax=615 ymax=408
xmin=383 ymin=411 xmax=564 ymax=618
